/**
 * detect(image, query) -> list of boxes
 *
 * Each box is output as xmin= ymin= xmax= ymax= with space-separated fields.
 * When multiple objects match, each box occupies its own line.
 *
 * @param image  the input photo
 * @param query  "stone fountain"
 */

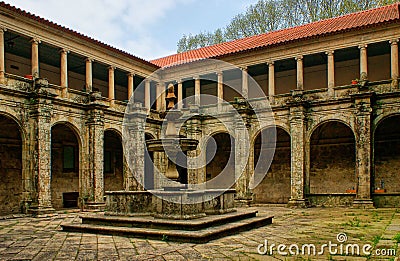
xmin=61 ymin=84 xmax=273 ymax=242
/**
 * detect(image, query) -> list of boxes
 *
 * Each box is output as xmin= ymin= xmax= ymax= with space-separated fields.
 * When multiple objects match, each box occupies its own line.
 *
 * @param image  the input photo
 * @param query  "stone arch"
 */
xmin=309 ymin=121 xmax=356 ymax=194
xmin=374 ymin=114 xmax=400 ymax=193
xmin=307 ymin=117 xmax=354 ymax=142
xmin=205 ymin=132 xmax=235 ymax=188
xmin=104 ymin=129 xmax=124 ymax=191
xmin=252 ymin=127 xmax=291 ymax=203
xmin=0 ymin=113 xmax=24 ymax=215
xmin=51 ymin=122 xmax=81 ymax=209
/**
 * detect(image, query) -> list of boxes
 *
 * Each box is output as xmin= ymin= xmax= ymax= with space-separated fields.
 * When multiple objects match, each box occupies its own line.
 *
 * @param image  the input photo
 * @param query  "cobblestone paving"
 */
xmin=0 ymin=207 xmax=399 ymax=260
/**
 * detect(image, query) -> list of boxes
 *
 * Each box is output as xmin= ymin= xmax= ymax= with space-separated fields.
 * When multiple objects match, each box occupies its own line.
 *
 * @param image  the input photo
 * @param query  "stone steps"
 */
xmin=61 ymin=210 xmax=273 ymax=243
xmin=80 ymin=210 xmax=259 ymax=230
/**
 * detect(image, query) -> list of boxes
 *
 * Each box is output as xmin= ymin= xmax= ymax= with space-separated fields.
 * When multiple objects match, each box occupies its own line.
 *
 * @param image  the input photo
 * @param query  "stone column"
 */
xmin=352 ymin=92 xmax=374 ymax=208
xmin=390 ymin=39 xmax=399 ymax=87
xmin=217 ymin=71 xmax=224 ymax=103
xmin=144 ymin=79 xmax=151 ymax=111
xmin=288 ymin=97 xmax=307 ymax=207
xmin=124 ymin=104 xmax=147 ymax=191
xmin=108 ymin=66 xmax=115 ymax=101
xmin=31 ymin=38 xmax=40 ymax=78
xmin=186 ymin=114 xmax=204 ymax=186
xmin=235 ymin=118 xmax=251 ymax=202
xmin=359 ymin=45 xmax=368 ymax=79
xmin=326 ymin=50 xmax=335 ymax=87
xmin=127 ymin=73 xmax=134 ymax=100
xmin=60 ymin=49 xmax=68 ymax=87
xmin=194 ymin=76 xmax=201 ymax=106
xmin=0 ymin=28 xmax=5 ymax=82
xmin=28 ymin=101 xmax=55 ymax=216
xmin=268 ymin=62 xmax=275 ymax=99
xmin=85 ymin=58 xmax=93 ymax=92
xmin=156 ymin=82 xmax=165 ymax=111
xmin=296 ymin=56 xmax=304 ymax=90
xmin=177 ymin=80 xmax=183 ymax=109
xmin=86 ymin=109 xmax=105 ymax=207
xmin=241 ymin=67 xmax=249 ymax=99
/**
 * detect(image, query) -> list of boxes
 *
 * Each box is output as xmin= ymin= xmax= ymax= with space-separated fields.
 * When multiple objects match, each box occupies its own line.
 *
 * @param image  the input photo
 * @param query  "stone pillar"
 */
xmin=86 ymin=109 xmax=105 ymax=208
xmin=359 ymin=44 xmax=368 ymax=79
xmin=326 ymin=50 xmax=335 ymax=88
xmin=352 ymin=92 xmax=374 ymax=208
xmin=177 ymin=80 xmax=183 ymax=109
xmin=186 ymin=114 xmax=204 ymax=186
xmin=390 ymin=39 xmax=399 ymax=87
xmin=127 ymin=73 xmax=134 ymax=100
xmin=235 ymin=118 xmax=251 ymax=202
xmin=0 ymin=28 xmax=5 ymax=82
xmin=60 ymin=49 xmax=68 ymax=88
xmin=241 ymin=67 xmax=249 ymax=99
xmin=144 ymin=79 xmax=151 ymax=111
xmin=217 ymin=71 xmax=224 ymax=103
xmin=108 ymin=66 xmax=115 ymax=101
xmin=156 ymin=82 xmax=165 ymax=111
xmin=268 ymin=62 xmax=275 ymax=99
xmin=288 ymin=96 xmax=307 ymax=207
xmin=296 ymin=56 xmax=304 ymax=90
xmin=194 ymin=76 xmax=201 ymax=106
xmin=124 ymin=104 xmax=147 ymax=191
xmin=31 ymin=38 xmax=40 ymax=78
xmin=85 ymin=58 xmax=93 ymax=92
xmin=28 ymin=101 xmax=55 ymax=216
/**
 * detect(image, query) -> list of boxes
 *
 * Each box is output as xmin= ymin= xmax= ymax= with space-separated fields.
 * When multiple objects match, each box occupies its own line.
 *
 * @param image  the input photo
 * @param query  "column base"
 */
xmin=287 ymin=199 xmax=308 ymax=208
xmin=235 ymin=198 xmax=252 ymax=207
xmin=29 ymin=205 xmax=56 ymax=217
xmin=352 ymin=199 xmax=375 ymax=209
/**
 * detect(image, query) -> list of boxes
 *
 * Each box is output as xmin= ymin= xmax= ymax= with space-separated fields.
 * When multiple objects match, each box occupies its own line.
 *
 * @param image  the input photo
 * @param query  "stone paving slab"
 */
xmin=0 ymin=207 xmax=399 ymax=260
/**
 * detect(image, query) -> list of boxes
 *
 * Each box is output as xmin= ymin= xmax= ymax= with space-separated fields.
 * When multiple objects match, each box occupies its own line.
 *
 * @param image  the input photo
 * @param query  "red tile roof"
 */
xmin=0 ymin=1 xmax=159 ymax=69
xmin=151 ymin=3 xmax=400 ymax=68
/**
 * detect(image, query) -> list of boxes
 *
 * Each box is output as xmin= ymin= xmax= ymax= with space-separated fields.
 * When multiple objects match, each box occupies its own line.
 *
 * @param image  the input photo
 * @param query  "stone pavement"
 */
xmin=0 ymin=206 xmax=399 ymax=261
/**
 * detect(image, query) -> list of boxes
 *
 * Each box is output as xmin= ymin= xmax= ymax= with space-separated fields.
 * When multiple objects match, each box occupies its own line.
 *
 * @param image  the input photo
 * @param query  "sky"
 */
xmin=5 ymin=0 xmax=257 ymax=61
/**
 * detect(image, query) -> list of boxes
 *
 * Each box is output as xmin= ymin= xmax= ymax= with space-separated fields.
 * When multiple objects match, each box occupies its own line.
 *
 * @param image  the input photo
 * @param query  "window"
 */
xmin=63 ymin=146 xmax=75 ymax=171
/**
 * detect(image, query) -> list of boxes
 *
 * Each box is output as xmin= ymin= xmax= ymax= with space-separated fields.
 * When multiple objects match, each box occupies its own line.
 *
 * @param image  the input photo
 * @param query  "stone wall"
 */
xmin=104 ymin=130 xmax=124 ymax=192
xmin=309 ymin=122 xmax=356 ymax=194
xmin=0 ymin=116 xmax=22 ymax=215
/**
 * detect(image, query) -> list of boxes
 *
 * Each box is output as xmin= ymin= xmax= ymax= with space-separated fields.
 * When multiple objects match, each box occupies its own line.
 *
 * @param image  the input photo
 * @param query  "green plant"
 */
xmin=372 ymin=235 xmax=382 ymax=246
xmin=162 ymin=234 xmax=169 ymax=242
xmin=393 ymin=233 xmax=400 ymax=243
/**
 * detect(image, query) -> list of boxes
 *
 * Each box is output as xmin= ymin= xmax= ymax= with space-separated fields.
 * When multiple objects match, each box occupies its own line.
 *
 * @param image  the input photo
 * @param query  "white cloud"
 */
xmin=6 ymin=0 xmax=190 ymax=59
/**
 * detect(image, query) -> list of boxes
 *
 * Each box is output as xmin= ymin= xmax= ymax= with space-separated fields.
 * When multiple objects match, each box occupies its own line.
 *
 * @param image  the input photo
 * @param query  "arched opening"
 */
xmin=374 ymin=116 xmax=400 ymax=193
xmin=253 ymin=127 xmax=291 ymax=203
xmin=104 ymin=130 xmax=123 ymax=191
xmin=0 ymin=115 xmax=23 ymax=215
xmin=144 ymin=133 xmax=154 ymax=190
xmin=206 ymin=133 xmax=235 ymax=188
xmin=51 ymin=124 xmax=80 ymax=209
xmin=310 ymin=121 xmax=356 ymax=193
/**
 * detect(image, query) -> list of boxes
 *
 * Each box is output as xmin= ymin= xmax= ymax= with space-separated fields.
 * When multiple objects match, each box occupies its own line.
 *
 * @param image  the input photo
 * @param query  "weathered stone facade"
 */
xmin=0 ymin=3 xmax=400 ymax=216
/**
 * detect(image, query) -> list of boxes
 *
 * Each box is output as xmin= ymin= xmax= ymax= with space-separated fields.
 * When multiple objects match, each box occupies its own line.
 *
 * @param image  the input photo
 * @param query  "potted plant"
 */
xmin=351 ymin=79 xmax=359 ymax=85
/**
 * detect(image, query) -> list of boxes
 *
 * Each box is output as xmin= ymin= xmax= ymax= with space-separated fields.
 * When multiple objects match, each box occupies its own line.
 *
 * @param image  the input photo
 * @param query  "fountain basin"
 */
xmin=105 ymin=189 xmax=236 ymax=220
xmin=146 ymin=138 xmax=198 ymax=152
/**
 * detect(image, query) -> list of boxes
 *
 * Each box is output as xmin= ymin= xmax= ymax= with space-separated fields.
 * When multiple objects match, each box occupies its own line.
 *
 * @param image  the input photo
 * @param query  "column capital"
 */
xmin=108 ymin=65 xmax=116 ymax=71
xmin=58 ymin=48 xmax=69 ymax=54
xmin=240 ymin=66 xmax=248 ymax=71
xmin=267 ymin=61 xmax=275 ymax=66
xmin=389 ymin=39 xmax=399 ymax=45
xmin=295 ymin=55 xmax=303 ymax=61
xmin=176 ymin=79 xmax=183 ymax=84
xmin=216 ymin=71 xmax=223 ymax=76
xmin=85 ymin=57 xmax=94 ymax=63
xmin=325 ymin=50 xmax=334 ymax=55
xmin=193 ymin=75 xmax=200 ymax=80
xmin=30 ymin=38 xmax=41 ymax=44
xmin=0 ymin=27 xmax=7 ymax=33
xmin=358 ymin=44 xmax=368 ymax=49
xmin=127 ymin=72 xmax=135 ymax=77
